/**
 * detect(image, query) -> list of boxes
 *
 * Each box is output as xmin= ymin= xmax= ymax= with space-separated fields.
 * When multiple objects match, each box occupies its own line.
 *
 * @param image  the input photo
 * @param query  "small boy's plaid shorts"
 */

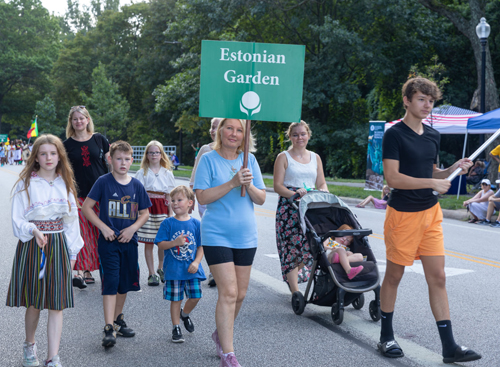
xmin=163 ymin=279 xmax=202 ymax=301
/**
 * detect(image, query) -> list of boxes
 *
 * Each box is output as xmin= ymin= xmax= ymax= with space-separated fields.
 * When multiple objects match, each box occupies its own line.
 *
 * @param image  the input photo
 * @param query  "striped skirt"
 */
xmin=138 ymin=192 xmax=169 ymax=245
xmin=74 ymin=197 xmax=100 ymax=271
xmin=6 ymin=231 xmax=74 ymax=310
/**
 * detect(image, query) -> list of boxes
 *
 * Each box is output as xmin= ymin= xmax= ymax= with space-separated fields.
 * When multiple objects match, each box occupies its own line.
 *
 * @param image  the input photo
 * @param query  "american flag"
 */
xmin=385 ymin=105 xmax=482 ymax=134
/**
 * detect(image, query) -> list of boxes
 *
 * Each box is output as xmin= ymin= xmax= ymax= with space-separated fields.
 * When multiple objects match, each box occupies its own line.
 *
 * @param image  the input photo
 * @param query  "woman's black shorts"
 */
xmin=203 ymin=246 xmax=257 ymax=267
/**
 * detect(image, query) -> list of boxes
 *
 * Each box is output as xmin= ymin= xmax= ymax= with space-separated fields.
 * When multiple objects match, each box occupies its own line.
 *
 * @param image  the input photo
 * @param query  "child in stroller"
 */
xmin=323 ymin=224 xmax=364 ymax=280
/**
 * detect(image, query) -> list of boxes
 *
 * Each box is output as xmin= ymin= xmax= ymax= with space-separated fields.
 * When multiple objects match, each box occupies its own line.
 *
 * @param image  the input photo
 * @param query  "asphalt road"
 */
xmin=0 ymin=164 xmax=495 ymax=367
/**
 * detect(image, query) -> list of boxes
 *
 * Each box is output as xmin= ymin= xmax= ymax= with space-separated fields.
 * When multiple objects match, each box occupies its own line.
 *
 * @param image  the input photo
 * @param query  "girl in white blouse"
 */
xmin=7 ymin=134 xmax=84 ymax=367
xmin=135 ymin=140 xmax=176 ymax=285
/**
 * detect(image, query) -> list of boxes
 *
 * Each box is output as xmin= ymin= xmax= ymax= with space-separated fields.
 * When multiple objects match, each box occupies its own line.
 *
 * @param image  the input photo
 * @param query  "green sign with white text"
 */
xmin=199 ymin=40 xmax=305 ymax=123
xmin=0 ymin=134 xmax=7 ymax=142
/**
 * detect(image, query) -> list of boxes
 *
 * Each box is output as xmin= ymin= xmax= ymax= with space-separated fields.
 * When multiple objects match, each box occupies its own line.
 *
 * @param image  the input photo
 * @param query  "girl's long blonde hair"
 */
xmin=13 ymin=134 xmax=79 ymax=211
xmin=140 ymin=140 xmax=173 ymax=176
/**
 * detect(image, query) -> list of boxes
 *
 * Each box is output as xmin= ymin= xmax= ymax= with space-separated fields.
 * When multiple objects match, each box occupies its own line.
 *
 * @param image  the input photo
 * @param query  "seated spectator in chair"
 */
xmin=463 ymin=179 xmax=494 ymax=223
xmin=476 ymin=181 xmax=500 ymax=227
xmin=466 ymin=161 xmax=485 ymax=185
xmin=356 ymin=185 xmax=391 ymax=209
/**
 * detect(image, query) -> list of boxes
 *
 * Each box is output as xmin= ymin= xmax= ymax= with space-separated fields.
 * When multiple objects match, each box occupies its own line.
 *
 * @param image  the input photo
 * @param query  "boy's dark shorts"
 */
xmin=98 ymin=237 xmax=140 ymax=295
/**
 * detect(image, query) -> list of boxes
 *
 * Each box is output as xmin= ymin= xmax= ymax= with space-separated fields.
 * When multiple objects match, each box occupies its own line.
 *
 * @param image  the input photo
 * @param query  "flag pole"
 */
xmin=241 ymin=119 xmax=251 ymax=197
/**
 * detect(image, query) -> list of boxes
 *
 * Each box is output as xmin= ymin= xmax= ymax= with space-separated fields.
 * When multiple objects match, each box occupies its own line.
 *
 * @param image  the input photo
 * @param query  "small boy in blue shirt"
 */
xmin=82 ymin=141 xmax=152 ymax=348
xmin=155 ymin=185 xmax=206 ymax=343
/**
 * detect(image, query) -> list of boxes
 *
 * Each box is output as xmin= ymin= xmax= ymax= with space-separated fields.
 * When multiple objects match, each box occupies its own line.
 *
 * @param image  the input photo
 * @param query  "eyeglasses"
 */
xmin=148 ymin=151 xmax=161 ymax=155
xmin=71 ymin=105 xmax=86 ymax=109
xmin=481 ymin=183 xmax=489 ymax=186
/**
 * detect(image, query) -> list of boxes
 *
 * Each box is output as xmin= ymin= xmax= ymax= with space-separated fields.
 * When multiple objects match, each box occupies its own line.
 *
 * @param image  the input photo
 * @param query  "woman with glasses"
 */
xmin=63 ymin=106 xmax=110 ymax=288
xmin=135 ymin=140 xmax=175 ymax=286
xmin=463 ymin=178 xmax=494 ymax=223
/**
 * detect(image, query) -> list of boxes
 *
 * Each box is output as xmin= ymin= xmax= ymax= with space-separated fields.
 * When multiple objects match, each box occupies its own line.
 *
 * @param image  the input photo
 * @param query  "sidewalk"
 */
xmin=173 ymin=174 xmax=469 ymax=221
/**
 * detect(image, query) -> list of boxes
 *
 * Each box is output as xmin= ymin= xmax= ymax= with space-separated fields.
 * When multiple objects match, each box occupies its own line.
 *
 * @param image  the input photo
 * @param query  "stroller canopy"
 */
xmin=298 ymin=192 xmax=350 ymax=234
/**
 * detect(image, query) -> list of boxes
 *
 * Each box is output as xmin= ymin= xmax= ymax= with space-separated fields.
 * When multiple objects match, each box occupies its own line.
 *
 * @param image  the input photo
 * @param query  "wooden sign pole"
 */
xmin=241 ymin=119 xmax=251 ymax=197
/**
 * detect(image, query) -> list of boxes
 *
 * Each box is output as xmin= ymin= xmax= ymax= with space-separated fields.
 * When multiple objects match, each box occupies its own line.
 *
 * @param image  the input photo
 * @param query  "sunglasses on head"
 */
xmin=71 ymin=105 xmax=86 ymax=109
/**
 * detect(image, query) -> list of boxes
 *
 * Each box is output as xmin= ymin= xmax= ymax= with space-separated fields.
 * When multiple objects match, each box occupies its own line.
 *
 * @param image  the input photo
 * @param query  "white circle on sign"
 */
xmin=241 ymin=91 xmax=260 ymax=110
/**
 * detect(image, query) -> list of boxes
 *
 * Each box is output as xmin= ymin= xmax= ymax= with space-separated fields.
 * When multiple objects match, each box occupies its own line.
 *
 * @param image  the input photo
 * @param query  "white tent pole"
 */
xmin=457 ymin=132 xmax=468 ymax=199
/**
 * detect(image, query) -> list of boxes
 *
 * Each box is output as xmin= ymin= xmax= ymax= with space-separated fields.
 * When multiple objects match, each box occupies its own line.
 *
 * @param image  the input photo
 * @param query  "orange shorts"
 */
xmin=384 ymin=203 xmax=444 ymax=266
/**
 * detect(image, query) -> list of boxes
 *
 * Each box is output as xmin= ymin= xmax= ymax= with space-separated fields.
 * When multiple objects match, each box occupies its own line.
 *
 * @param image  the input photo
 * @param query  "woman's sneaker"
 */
xmin=148 ymin=274 xmax=160 ymax=286
xmin=43 ymin=355 xmax=62 ymax=367
xmin=212 ymin=329 xmax=223 ymax=358
xmin=22 ymin=341 xmax=39 ymax=367
xmin=113 ymin=313 xmax=135 ymax=337
xmin=102 ymin=324 xmax=116 ymax=347
xmin=220 ymin=352 xmax=241 ymax=367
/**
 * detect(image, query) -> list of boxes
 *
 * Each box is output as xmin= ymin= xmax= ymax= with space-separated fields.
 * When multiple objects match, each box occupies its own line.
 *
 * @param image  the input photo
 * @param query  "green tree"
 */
xmin=34 ymin=96 xmax=63 ymax=137
xmin=418 ymin=0 xmax=499 ymax=111
xmin=81 ymin=62 xmax=130 ymax=141
xmin=0 ymin=0 xmax=61 ymax=133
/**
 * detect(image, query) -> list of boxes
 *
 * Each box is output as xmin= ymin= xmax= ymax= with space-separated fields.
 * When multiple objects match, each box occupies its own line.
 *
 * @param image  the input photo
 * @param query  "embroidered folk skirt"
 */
xmin=6 ymin=220 xmax=74 ymax=310
xmin=138 ymin=191 xmax=169 ymax=245
xmin=74 ymin=197 xmax=100 ymax=272
xmin=275 ymin=187 xmax=313 ymax=283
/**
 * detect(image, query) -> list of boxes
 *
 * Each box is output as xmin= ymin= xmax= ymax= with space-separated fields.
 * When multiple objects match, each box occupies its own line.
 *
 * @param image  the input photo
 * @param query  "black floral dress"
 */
xmin=276 ymin=187 xmax=313 ymax=283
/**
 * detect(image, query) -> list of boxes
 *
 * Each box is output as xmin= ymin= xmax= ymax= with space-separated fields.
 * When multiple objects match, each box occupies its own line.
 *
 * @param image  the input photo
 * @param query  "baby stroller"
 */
xmin=289 ymin=191 xmax=381 ymax=325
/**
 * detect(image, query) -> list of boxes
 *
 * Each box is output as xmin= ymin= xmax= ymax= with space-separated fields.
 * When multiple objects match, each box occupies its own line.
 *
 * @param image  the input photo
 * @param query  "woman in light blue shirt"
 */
xmin=194 ymin=118 xmax=265 ymax=367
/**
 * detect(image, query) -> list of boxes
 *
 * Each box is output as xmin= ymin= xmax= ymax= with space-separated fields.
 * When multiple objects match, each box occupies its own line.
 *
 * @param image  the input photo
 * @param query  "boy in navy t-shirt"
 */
xmin=83 ymin=141 xmax=151 ymax=348
xmin=155 ymin=185 xmax=205 ymax=343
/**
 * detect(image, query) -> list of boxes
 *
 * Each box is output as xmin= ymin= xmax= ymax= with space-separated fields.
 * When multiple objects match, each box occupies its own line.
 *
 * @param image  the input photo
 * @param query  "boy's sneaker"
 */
xmin=114 ymin=313 xmax=135 ymax=337
xmin=476 ymin=220 xmax=490 ymax=225
xmin=43 ymin=355 xmax=62 ymax=367
xmin=220 ymin=352 xmax=241 ymax=367
xmin=148 ymin=274 xmax=160 ymax=286
xmin=490 ymin=221 xmax=500 ymax=228
xmin=102 ymin=324 xmax=116 ymax=347
xmin=208 ymin=273 xmax=216 ymax=287
xmin=157 ymin=268 xmax=165 ymax=283
xmin=172 ymin=325 xmax=184 ymax=343
xmin=180 ymin=309 xmax=194 ymax=333
xmin=22 ymin=341 xmax=39 ymax=367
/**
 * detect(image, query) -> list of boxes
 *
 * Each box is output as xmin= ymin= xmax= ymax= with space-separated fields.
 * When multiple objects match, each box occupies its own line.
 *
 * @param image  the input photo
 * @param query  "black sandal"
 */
xmin=83 ymin=270 xmax=95 ymax=284
xmin=72 ymin=274 xmax=87 ymax=289
xmin=468 ymin=218 xmax=478 ymax=223
xmin=378 ymin=340 xmax=404 ymax=358
xmin=443 ymin=346 xmax=481 ymax=364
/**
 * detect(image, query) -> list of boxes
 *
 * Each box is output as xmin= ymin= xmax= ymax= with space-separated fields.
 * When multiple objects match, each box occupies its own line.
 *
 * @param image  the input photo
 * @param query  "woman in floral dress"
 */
xmin=273 ymin=121 xmax=328 ymax=294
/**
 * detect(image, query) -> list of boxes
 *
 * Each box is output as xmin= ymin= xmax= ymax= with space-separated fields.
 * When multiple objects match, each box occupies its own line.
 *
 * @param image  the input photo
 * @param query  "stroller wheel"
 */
xmin=291 ymin=291 xmax=305 ymax=315
xmin=331 ymin=303 xmax=344 ymax=325
xmin=352 ymin=294 xmax=365 ymax=310
xmin=369 ymin=300 xmax=381 ymax=321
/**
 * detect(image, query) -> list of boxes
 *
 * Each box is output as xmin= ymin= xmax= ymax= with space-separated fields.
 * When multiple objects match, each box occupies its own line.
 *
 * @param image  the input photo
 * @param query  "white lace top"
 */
xmin=135 ymin=166 xmax=176 ymax=193
xmin=282 ymin=150 xmax=318 ymax=189
xmin=11 ymin=173 xmax=84 ymax=259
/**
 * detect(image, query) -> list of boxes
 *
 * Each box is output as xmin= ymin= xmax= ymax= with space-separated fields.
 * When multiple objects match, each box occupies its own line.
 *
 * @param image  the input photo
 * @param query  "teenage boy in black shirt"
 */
xmin=378 ymin=77 xmax=480 ymax=364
